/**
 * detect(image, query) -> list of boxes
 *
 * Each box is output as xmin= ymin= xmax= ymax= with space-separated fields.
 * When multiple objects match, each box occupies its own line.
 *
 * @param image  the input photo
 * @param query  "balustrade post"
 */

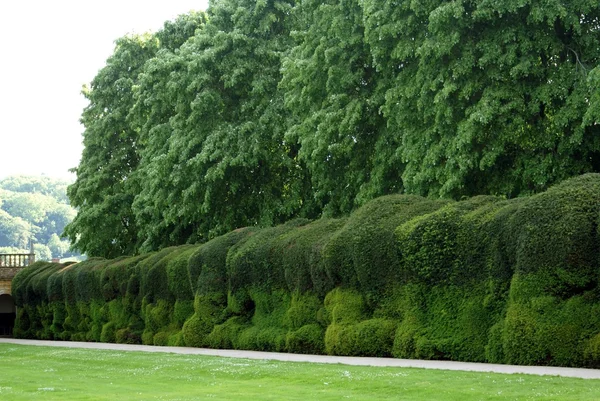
xmin=30 ymin=241 xmax=36 ymax=265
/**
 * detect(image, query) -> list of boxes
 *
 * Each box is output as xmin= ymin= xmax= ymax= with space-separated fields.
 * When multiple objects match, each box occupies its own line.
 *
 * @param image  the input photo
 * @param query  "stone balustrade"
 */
xmin=0 ymin=253 xmax=35 ymax=269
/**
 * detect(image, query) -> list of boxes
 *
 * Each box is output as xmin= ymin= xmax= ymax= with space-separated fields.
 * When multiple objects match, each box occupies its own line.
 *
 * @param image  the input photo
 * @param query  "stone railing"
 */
xmin=0 ymin=253 xmax=35 ymax=268
xmin=0 ymin=254 xmax=34 ymax=281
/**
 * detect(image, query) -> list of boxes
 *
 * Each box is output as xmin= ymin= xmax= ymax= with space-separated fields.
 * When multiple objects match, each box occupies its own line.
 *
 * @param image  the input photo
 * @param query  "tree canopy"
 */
xmin=67 ymin=0 xmax=600 ymax=258
xmin=0 ymin=175 xmax=76 ymax=260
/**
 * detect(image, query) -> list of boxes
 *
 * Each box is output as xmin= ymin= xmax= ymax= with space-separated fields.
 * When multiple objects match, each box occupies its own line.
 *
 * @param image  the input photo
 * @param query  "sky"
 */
xmin=0 ymin=0 xmax=208 ymax=181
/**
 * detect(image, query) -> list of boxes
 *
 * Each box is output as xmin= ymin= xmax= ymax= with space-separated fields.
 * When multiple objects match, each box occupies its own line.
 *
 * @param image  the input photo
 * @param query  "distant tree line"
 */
xmin=66 ymin=0 xmax=600 ymax=258
xmin=0 ymin=175 xmax=77 ymax=260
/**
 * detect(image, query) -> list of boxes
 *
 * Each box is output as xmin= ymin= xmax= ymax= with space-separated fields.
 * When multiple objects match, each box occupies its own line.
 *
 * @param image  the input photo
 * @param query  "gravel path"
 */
xmin=2 ymin=337 xmax=600 ymax=379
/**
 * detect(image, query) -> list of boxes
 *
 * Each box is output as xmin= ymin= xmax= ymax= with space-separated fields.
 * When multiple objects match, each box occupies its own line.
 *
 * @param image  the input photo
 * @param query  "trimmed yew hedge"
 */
xmin=12 ymin=174 xmax=600 ymax=367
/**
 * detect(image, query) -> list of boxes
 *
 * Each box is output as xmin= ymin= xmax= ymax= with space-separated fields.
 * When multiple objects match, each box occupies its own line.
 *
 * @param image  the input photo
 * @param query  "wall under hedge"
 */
xmin=12 ymin=174 xmax=600 ymax=367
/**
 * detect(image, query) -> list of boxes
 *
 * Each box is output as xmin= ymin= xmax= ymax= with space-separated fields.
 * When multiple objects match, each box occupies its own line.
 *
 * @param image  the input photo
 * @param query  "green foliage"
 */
xmin=227 ymin=220 xmax=310 ymax=295
xmin=584 ymin=333 xmax=600 ymax=367
xmin=286 ymin=324 xmax=325 ymax=354
xmin=324 ymin=288 xmax=367 ymax=325
xmin=509 ymin=174 xmax=600 ymax=297
xmin=129 ymin=0 xmax=308 ymax=253
xmin=10 ymin=175 xmax=600 ymax=367
xmin=189 ymin=228 xmax=255 ymax=296
xmin=64 ymin=0 xmax=600 ymax=261
xmin=280 ymin=0 xmax=395 ymax=216
xmin=324 ymin=195 xmax=449 ymax=296
xmin=284 ymin=292 xmax=322 ymax=330
xmin=205 ymin=316 xmax=248 ymax=350
xmin=274 ymin=219 xmax=346 ymax=296
xmin=182 ymin=313 xmax=213 ymax=348
xmin=100 ymin=322 xmax=116 ymax=343
xmin=115 ymin=327 xmax=141 ymax=344
xmin=0 ymin=176 xmax=77 ymax=255
xmin=362 ymin=0 xmax=600 ymax=198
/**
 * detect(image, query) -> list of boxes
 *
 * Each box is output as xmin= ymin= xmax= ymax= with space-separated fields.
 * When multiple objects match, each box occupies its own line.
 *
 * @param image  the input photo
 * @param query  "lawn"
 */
xmin=1 ymin=344 xmax=599 ymax=400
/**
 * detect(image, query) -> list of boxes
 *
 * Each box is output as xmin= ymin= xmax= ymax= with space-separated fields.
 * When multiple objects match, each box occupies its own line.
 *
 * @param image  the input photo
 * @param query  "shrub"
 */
xmin=100 ymin=322 xmax=116 ymax=343
xmin=173 ymin=300 xmax=195 ymax=327
xmin=286 ymin=324 xmax=325 ymax=354
xmin=351 ymin=319 xmax=397 ymax=357
xmin=206 ymin=316 xmax=248 ymax=349
xmin=9 ymin=174 xmax=600 ymax=369
xmin=237 ymin=326 xmax=287 ymax=352
xmin=189 ymin=228 xmax=256 ymax=296
xmin=168 ymin=332 xmax=184 ymax=346
xmin=115 ymin=327 xmax=141 ymax=344
xmin=324 ymin=288 xmax=367 ymax=325
xmin=139 ymin=248 xmax=179 ymax=302
xmin=272 ymin=218 xmax=346 ymax=295
xmin=485 ymin=321 xmax=505 ymax=364
xmin=323 ymin=195 xmax=449 ymax=297
xmin=153 ymin=331 xmax=171 ymax=346
xmin=509 ymin=174 xmax=600 ymax=298
xmin=144 ymin=300 xmax=172 ymax=333
xmin=584 ymin=333 xmax=600 ymax=367
xmin=167 ymin=245 xmax=198 ymax=300
xmin=182 ymin=313 xmax=212 ymax=347
xmin=392 ymin=317 xmax=421 ymax=359
xmin=284 ymin=292 xmax=322 ymax=330
xmin=227 ymin=219 xmax=310 ymax=295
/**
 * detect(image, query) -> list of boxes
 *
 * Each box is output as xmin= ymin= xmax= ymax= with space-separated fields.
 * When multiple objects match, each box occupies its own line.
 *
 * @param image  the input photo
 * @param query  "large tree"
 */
xmin=131 ymin=0 xmax=308 ymax=252
xmin=67 ymin=1 xmax=600 ymax=258
xmin=65 ymin=13 xmax=206 ymax=258
xmin=361 ymin=0 xmax=600 ymax=197
xmin=280 ymin=0 xmax=403 ymax=217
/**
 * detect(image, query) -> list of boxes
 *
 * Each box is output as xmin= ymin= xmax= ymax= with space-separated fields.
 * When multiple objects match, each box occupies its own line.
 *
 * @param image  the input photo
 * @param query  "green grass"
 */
xmin=1 ymin=344 xmax=599 ymax=400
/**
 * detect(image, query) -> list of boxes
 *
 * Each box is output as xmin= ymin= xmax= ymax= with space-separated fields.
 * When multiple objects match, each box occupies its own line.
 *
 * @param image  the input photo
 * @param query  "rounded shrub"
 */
xmin=323 ymin=195 xmax=449 ymax=296
xmin=502 ymin=303 xmax=547 ymax=365
xmin=168 ymin=332 xmax=185 ymax=346
xmin=153 ymin=331 xmax=171 ymax=346
xmin=115 ymin=327 xmax=141 ymax=344
xmin=100 ymin=322 xmax=116 ymax=343
xmin=392 ymin=318 xmax=420 ymax=359
xmin=584 ymin=333 xmax=600 ymax=367
xmin=182 ymin=313 xmax=212 ymax=347
xmin=509 ymin=174 xmax=600 ymax=298
xmin=142 ymin=329 xmax=155 ymax=345
xmin=206 ymin=316 xmax=248 ymax=349
xmin=352 ymin=318 xmax=397 ymax=357
xmin=226 ymin=219 xmax=310 ymax=295
xmin=173 ymin=300 xmax=195 ymax=327
xmin=286 ymin=324 xmax=325 ymax=354
xmin=324 ymin=288 xmax=367 ymax=325
xmin=166 ymin=245 xmax=198 ymax=301
xmin=237 ymin=326 xmax=287 ymax=352
xmin=272 ymin=218 xmax=346 ymax=295
xmin=284 ymin=292 xmax=322 ymax=330
xmin=189 ymin=228 xmax=256 ymax=296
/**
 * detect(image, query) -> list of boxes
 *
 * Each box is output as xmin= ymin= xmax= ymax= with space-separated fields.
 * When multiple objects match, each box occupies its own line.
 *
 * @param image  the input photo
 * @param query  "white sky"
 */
xmin=0 ymin=0 xmax=208 ymax=181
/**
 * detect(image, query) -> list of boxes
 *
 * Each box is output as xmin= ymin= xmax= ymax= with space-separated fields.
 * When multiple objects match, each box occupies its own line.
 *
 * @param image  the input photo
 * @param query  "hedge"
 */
xmin=11 ymin=174 xmax=600 ymax=367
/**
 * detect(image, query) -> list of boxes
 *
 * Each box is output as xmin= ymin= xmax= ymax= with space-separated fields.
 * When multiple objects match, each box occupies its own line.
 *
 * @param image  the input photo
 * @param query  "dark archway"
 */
xmin=0 ymin=294 xmax=15 ymax=336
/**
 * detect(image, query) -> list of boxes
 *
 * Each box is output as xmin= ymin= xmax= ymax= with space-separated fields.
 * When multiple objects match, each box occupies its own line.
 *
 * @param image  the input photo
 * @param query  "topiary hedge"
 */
xmin=11 ymin=174 xmax=600 ymax=367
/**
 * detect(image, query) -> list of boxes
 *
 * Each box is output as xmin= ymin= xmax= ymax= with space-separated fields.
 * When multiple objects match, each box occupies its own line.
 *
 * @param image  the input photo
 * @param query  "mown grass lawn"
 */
xmin=1 ymin=344 xmax=599 ymax=400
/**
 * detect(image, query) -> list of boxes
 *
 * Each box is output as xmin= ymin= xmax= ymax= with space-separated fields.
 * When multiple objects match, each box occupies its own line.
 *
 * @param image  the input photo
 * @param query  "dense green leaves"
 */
xmin=280 ymin=0 xmax=400 ymax=216
xmin=65 ymin=14 xmax=206 ymax=257
xmin=0 ymin=175 xmax=76 ymax=259
xmin=68 ymin=1 xmax=600 ymax=257
xmin=131 ymin=0 xmax=308 ymax=252
xmin=13 ymin=175 xmax=600 ymax=366
xmin=362 ymin=0 xmax=600 ymax=197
